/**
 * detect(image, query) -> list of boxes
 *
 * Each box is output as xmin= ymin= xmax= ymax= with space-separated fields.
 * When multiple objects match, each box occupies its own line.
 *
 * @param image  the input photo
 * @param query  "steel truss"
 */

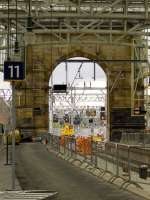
xmin=131 ymin=37 xmax=150 ymax=122
xmin=50 ymin=86 xmax=106 ymax=110
xmin=0 ymin=0 xmax=149 ymax=70
xmin=0 ymin=89 xmax=11 ymax=124
xmin=0 ymin=89 xmax=12 ymax=103
xmin=0 ymin=0 xmax=149 ymax=47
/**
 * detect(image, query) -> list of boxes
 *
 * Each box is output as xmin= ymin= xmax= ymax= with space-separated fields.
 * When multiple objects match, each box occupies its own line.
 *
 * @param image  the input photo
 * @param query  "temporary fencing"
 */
xmin=76 ymin=137 xmax=92 ymax=156
xmin=49 ymin=135 xmax=150 ymax=186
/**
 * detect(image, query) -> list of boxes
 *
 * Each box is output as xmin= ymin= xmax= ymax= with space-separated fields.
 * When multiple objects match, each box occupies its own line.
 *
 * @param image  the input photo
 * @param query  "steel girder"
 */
xmin=0 ymin=0 xmax=149 ymax=47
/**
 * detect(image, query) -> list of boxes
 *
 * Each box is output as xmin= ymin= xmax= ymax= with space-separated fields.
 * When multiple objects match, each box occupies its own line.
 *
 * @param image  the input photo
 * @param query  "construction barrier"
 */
xmin=76 ymin=136 xmax=92 ymax=155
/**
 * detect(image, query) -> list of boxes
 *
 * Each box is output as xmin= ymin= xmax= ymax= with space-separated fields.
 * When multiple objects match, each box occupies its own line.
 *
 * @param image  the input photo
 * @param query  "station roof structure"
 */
xmin=0 ymin=0 xmax=149 ymax=47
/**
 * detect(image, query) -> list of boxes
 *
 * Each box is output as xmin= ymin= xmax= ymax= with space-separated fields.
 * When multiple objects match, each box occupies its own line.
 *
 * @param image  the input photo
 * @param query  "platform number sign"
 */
xmin=4 ymin=61 xmax=25 ymax=81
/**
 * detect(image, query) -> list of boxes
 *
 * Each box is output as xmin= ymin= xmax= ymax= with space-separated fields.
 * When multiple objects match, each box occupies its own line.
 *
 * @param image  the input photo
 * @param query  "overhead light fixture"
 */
xmin=27 ymin=0 xmax=32 ymax=31
xmin=7 ymin=0 xmax=10 ymax=60
xmin=14 ymin=0 xmax=20 ymax=53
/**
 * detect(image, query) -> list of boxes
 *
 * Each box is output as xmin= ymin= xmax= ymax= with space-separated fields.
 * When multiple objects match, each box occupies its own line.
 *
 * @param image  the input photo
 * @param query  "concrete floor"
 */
xmin=0 ymin=146 xmax=21 ymax=191
xmin=15 ymin=143 xmax=144 ymax=200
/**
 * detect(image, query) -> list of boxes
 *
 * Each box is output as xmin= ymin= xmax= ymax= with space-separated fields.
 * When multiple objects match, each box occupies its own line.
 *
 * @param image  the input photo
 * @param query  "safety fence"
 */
xmin=49 ymin=135 xmax=150 ymax=186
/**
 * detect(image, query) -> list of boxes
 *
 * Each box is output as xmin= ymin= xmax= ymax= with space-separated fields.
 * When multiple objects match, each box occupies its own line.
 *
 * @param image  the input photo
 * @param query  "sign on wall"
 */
xmin=4 ymin=61 xmax=25 ymax=81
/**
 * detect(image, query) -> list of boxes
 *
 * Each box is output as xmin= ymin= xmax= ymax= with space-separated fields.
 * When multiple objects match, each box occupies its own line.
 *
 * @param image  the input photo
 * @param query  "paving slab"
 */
xmin=0 ymin=145 xmax=21 ymax=191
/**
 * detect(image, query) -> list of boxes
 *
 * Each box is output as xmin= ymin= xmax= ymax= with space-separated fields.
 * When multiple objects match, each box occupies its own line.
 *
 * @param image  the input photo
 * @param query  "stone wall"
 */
xmin=15 ymin=33 xmax=145 ymax=140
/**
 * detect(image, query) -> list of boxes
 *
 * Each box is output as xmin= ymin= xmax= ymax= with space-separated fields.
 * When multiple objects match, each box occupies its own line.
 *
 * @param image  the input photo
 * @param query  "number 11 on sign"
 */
xmin=8 ymin=65 xmax=20 ymax=78
xmin=4 ymin=61 xmax=25 ymax=81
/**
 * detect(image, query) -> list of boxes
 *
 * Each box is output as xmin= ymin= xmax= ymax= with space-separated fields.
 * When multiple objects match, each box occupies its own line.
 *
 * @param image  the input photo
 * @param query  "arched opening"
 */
xmin=49 ymin=57 xmax=108 ymax=141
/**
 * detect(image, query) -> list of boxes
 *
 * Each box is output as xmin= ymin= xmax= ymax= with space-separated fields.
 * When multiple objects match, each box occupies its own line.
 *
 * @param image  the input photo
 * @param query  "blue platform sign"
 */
xmin=4 ymin=61 xmax=25 ymax=81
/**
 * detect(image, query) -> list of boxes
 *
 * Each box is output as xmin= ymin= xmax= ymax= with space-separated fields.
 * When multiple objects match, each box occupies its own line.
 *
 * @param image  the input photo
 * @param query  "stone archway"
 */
xmin=49 ymin=55 xmax=107 ymax=139
xmin=15 ymin=33 xmax=145 ymax=141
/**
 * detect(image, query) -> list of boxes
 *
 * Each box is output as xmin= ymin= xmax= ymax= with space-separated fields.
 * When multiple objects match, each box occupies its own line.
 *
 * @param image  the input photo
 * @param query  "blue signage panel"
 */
xmin=4 ymin=61 xmax=25 ymax=81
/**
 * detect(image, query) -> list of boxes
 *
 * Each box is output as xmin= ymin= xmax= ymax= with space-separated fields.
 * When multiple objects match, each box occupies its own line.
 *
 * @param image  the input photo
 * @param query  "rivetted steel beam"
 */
xmin=0 ymin=29 xmax=148 ymax=36
xmin=0 ymin=13 xmax=149 ymax=21
xmin=0 ymin=41 xmax=147 ymax=50
xmin=32 ymin=29 xmax=150 ymax=36
xmin=63 ymin=59 xmax=148 ymax=63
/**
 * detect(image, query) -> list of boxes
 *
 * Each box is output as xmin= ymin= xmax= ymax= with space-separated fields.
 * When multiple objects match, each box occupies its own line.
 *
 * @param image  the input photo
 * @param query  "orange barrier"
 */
xmin=59 ymin=135 xmax=92 ymax=155
xmin=60 ymin=135 xmax=65 ymax=146
xmin=76 ymin=136 xmax=92 ymax=155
